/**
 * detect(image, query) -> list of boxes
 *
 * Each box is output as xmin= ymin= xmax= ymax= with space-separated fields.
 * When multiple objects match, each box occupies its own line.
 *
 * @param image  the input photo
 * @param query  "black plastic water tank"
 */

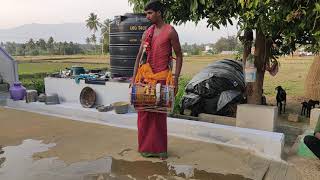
xmin=109 ymin=13 xmax=150 ymax=78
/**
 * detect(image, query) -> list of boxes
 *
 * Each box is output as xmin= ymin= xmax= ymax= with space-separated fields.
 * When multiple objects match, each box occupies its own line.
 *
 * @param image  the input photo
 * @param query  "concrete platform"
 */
xmin=237 ymin=104 xmax=278 ymax=132
xmin=3 ymin=99 xmax=285 ymax=160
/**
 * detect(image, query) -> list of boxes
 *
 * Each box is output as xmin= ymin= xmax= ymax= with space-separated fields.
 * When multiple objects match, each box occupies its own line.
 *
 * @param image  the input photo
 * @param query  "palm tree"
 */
xmin=86 ymin=13 xmax=100 ymax=33
xmin=86 ymin=13 xmax=100 ymax=55
xmin=100 ymin=19 xmax=111 ymax=54
xmin=90 ymin=34 xmax=97 ymax=54
xmin=85 ymin=37 xmax=91 ymax=45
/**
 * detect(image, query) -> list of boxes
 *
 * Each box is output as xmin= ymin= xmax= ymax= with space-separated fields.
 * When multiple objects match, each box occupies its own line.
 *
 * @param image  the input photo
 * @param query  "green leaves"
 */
xmin=239 ymin=0 xmax=245 ymax=8
xmin=128 ymin=0 xmax=320 ymax=54
xmin=315 ymin=3 xmax=320 ymax=13
xmin=190 ymin=0 xmax=198 ymax=13
xmin=239 ymin=0 xmax=260 ymax=9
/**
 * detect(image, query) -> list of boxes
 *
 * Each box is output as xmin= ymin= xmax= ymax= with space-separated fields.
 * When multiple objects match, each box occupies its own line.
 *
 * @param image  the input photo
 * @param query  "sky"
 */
xmin=0 ymin=0 xmax=237 ymax=44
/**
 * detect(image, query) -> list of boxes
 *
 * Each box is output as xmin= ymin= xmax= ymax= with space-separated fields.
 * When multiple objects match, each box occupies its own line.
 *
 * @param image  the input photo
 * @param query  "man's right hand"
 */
xmin=129 ymin=80 xmax=134 ymax=88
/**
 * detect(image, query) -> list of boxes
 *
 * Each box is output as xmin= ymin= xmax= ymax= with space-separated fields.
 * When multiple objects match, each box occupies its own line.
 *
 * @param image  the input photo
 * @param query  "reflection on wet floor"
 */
xmin=0 ymin=139 xmax=252 ymax=180
xmin=0 ymin=145 xmax=5 ymax=168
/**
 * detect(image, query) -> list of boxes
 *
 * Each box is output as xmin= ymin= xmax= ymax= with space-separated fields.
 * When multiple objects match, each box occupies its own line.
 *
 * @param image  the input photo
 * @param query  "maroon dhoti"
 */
xmin=138 ymin=111 xmax=167 ymax=156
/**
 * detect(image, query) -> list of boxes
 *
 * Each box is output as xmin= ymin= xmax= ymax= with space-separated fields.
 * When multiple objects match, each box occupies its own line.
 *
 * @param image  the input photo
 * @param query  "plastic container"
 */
xmin=245 ymin=67 xmax=257 ymax=82
xmin=113 ymin=101 xmax=129 ymax=114
xmin=71 ymin=66 xmax=85 ymax=76
xmin=9 ymin=82 xmax=26 ymax=100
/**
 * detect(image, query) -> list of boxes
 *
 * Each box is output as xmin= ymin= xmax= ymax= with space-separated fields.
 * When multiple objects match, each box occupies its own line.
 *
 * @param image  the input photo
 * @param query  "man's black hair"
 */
xmin=144 ymin=0 xmax=165 ymax=16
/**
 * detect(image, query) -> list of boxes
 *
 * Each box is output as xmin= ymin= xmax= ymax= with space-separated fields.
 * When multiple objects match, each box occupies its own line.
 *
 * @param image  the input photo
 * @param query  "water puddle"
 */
xmin=0 ymin=139 xmax=252 ymax=180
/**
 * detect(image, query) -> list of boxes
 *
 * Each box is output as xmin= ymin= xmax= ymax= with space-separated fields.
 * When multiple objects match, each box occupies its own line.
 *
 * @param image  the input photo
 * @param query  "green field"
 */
xmin=16 ymin=54 xmax=314 ymax=97
xmin=18 ymin=62 xmax=108 ymax=75
xmin=264 ymin=58 xmax=312 ymax=96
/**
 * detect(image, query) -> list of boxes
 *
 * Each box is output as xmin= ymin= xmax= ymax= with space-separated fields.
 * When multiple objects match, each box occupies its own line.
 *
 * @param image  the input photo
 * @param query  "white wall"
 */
xmin=0 ymin=47 xmax=18 ymax=85
xmin=45 ymin=77 xmax=130 ymax=105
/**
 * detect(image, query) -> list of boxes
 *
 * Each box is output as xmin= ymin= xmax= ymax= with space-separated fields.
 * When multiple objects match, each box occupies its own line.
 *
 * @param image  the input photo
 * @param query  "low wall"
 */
xmin=45 ymin=77 xmax=130 ymax=105
xmin=4 ymin=99 xmax=285 ymax=160
xmin=198 ymin=113 xmax=236 ymax=126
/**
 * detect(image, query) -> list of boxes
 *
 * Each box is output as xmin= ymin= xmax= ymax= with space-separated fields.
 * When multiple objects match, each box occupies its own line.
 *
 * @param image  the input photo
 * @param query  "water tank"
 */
xmin=109 ymin=13 xmax=150 ymax=78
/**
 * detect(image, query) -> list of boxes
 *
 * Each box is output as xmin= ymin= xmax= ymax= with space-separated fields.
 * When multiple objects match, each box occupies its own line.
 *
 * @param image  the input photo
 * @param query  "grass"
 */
xmin=173 ymin=76 xmax=191 ymax=114
xmin=16 ymin=54 xmax=314 ymax=85
xmin=16 ymin=56 xmax=109 ymax=93
xmin=264 ymin=57 xmax=313 ymax=96
xmin=15 ymin=55 xmax=109 ymax=64
xmin=15 ymin=54 xmax=315 ymax=107
xmin=18 ymin=62 xmax=108 ymax=75
xmin=181 ymin=54 xmax=234 ymax=76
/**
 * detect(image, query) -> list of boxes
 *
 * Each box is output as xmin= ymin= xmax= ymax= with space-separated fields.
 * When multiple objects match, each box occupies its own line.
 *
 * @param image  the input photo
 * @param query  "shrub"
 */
xmin=173 ymin=76 xmax=191 ymax=114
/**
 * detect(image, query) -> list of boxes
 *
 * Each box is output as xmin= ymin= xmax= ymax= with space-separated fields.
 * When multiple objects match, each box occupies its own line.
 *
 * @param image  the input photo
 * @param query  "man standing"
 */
xmin=131 ymin=0 xmax=183 ymax=159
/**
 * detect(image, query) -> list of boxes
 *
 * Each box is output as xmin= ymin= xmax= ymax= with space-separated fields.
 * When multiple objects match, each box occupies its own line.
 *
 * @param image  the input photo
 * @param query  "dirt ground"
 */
xmin=1 ymin=107 xmax=317 ymax=180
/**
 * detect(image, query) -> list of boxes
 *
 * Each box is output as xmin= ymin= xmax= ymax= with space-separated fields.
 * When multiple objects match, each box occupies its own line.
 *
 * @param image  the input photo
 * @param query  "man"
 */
xmin=304 ymin=117 xmax=320 ymax=159
xmin=131 ymin=0 xmax=183 ymax=159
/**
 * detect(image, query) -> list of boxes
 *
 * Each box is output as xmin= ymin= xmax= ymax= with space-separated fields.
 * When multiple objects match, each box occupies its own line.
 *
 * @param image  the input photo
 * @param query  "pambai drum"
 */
xmin=130 ymin=83 xmax=175 ymax=113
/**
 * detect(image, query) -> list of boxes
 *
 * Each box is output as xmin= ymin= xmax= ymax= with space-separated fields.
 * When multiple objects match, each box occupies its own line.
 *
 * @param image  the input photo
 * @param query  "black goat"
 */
xmin=302 ymin=100 xmax=320 ymax=117
xmin=275 ymin=86 xmax=286 ymax=114
xmin=308 ymin=99 xmax=319 ymax=108
xmin=301 ymin=101 xmax=308 ymax=116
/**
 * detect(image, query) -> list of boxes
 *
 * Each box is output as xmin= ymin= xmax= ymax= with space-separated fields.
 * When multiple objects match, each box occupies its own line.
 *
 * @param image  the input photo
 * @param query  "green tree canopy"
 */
xmin=128 ymin=0 xmax=320 ymax=104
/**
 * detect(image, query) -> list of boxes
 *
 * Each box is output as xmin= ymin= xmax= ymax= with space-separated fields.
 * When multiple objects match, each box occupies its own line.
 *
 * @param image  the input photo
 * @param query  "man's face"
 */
xmin=145 ymin=9 xmax=161 ymax=23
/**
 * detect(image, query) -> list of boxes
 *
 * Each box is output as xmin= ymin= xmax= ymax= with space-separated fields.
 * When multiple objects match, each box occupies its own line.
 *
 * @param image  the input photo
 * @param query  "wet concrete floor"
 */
xmin=0 ymin=139 xmax=252 ymax=180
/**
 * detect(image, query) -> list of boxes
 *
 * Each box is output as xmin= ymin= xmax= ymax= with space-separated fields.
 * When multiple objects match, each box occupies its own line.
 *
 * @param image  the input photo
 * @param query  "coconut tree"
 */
xmin=100 ymin=18 xmax=112 ymax=54
xmin=85 ymin=37 xmax=91 ymax=45
xmin=90 ymin=34 xmax=97 ymax=54
xmin=86 ymin=13 xmax=100 ymax=33
xmin=86 ymin=13 xmax=100 ymax=54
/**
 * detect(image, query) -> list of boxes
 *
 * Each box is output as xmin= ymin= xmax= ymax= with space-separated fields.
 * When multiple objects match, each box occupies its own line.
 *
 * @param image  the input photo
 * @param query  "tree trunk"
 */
xmin=101 ymin=41 xmax=104 ymax=55
xmin=246 ymin=30 xmax=271 ymax=104
xmin=242 ymin=30 xmax=253 ymax=64
xmin=242 ymin=30 xmax=254 ymax=102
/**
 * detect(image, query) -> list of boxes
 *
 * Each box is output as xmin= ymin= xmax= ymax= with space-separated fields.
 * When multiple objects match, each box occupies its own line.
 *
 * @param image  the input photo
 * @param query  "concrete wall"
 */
xmin=45 ymin=77 xmax=130 ymax=105
xmin=310 ymin=108 xmax=320 ymax=130
xmin=0 ymin=47 xmax=18 ymax=85
xmin=198 ymin=113 xmax=236 ymax=126
xmin=236 ymin=104 xmax=278 ymax=132
xmin=5 ymin=99 xmax=285 ymax=160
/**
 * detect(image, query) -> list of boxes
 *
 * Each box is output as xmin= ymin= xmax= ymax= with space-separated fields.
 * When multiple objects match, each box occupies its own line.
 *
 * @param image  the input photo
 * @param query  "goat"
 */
xmin=308 ymin=99 xmax=319 ymax=109
xmin=301 ymin=101 xmax=308 ymax=116
xmin=303 ymin=100 xmax=320 ymax=117
xmin=275 ymin=86 xmax=286 ymax=114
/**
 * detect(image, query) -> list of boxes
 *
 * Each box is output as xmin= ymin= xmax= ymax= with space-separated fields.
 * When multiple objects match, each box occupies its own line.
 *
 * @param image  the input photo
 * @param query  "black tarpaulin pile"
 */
xmin=180 ymin=59 xmax=245 ymax=117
